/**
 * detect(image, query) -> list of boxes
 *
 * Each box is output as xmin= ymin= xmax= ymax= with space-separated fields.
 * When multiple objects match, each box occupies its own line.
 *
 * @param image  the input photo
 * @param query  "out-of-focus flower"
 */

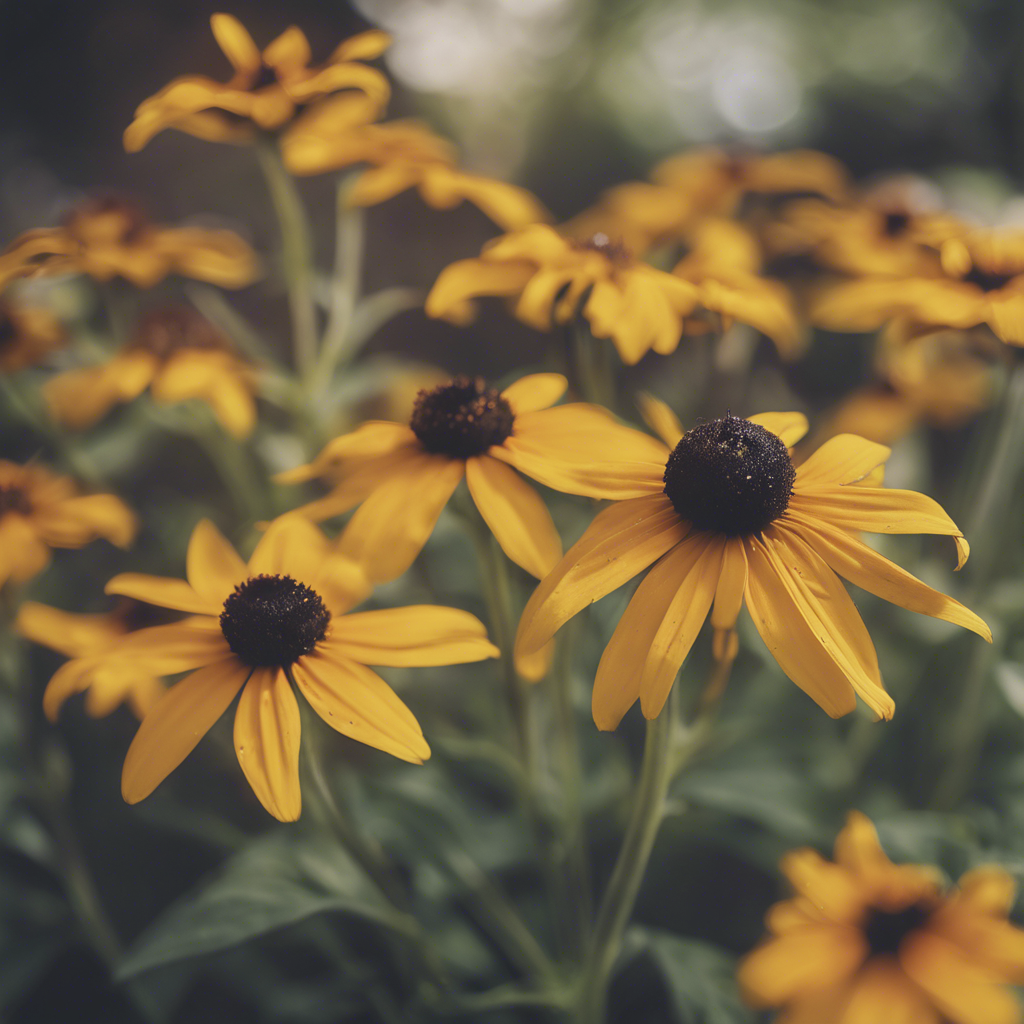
xmin=0 ymin=461 xmax=137 ymax=589
xmin=426 ymin=225 xmax=701 ymax=365
xmin=0 ymin=197 xmax=259 ymax=291
xmin=515 ymin=403 xmax=988 ymax=730
xmin=44 ymin=306 xmax=258 ymax=438
xmin=568 ymin=147 xmax=851 ymax=255
xmin=282 ymin=100 xmax=549 ymax=230
xmin=276 ymin=373 xmax=667 ymax=584
xmin=16 ymin=600 xmax=169 ymax=720
xmin=738 ymin=811 xmax=1024 ymax=1024
xmin=812 ymin=225 xmax=1024 ymax=346
xmin=123 ymin=14 xmax=391 ymax=152
xmin=0 ymin=298 xmax=65 ymax=371
xmin=105 ymin=515 xmax=498 ymax=821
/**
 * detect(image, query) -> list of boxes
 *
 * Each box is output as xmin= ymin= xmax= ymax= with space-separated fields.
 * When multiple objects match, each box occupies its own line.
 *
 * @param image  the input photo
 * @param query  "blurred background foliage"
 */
xmin=2 ymin=1 xmax=1024 ymax=1022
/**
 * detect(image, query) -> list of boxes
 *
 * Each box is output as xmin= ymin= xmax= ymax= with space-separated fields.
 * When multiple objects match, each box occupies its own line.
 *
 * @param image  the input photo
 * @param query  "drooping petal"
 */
xmin=15 ymin=602 xmax=120 ymax=659
xmin=323 ymin=606 xmax=498 ymax=666
xmin=43 ymin=658 xmax=99 ymax=721
xmin=710 ymin=537 xmax=748 ymax=631
xmin=500 ymin=372 xmax=567 ymax=415
xmin=292 ymin=652 xmax=429 ymax=763
xmin=121 ymin=657 xmax=249 ymax=804
xmin=796 ymin=435 xmax=892 ymax=488
xmin=636 ymin=393 xmax=684 ymax=448
xmin=103 ymin=619 xmax=231 ymax=674
xmin=425 ymin=258 xmax=534 ymax=322
xmin=233 ymin=668 xmax=302 ymax=822
xmin=747 ymin=411 xmax=809 ymax=447
xmin=186 ymin=518 xmax=248 ymax=605
xmin=516 ymin=493 xmax=689 ymax=659
xmin=466 ymin=456 xmax=561 ymax=578
xmin=273 ymin=422 xmax=414 ymax=483
xmin=786 ymin=511 xmax=991 ymax=641
xmin=840 ymin=959 xmax=940 ymax=1024
xmin=34 ymin=494 xmax=138 ymax=549
xmin=105 ymin=573 xmax=221 ymax=615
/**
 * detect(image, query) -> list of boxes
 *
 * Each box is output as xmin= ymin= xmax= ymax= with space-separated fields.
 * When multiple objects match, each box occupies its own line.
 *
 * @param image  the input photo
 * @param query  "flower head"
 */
xmin=738 ymin=811 xmax=1024 ymax=1024
xmin=515 ymin=401 xmax=990 ymax=729
xmin=282 ymin=104 xmax=550 ymax=230
xmin=16 ymin=600 xmax=170 ymax=720
xmin=0 ymin=461 xmax=137 ymax=589
xmin=276 ymin=372 xmax=668 ymax=584
xmin=44 ymin=306 xmax=258 ymax=438
xmin=0 ymin=298 xmax=65 ymax=372
xmin=124 ymin=15 xmax=391 ymax=151
xmin=104 ymin=515 xmax=498 ymax=821
xmin=0 ymin=197 xmax=259 ymax=291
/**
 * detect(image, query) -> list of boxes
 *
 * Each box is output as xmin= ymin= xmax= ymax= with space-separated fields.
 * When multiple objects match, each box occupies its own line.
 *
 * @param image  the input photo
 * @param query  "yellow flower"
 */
xmin=0 ymin=197 xmax=259 ymax=291
xmin=104 ymin=515 xmax=498 ymax=822
xmin=426 ymin=225 xmax=702 ymax=365
xmin=738 ymin=811 xmax=1024 ymax=1024
xmin=16 ymin=600 xmax=168 ymax=720
xmin=44 ymin=306 xmax=258 ymax=438
xmin=282 ymin=102 xmax=550 ymax=230
xmin=0 ymin=461 xmax=137 ymax=589
xmin=123 ymin=14 xmax=391 ymax=152
xmin=567 ymin=147 xmax=851 ymax=255
xmin=276 ymin=373 xmax=668 ymax=583
xmin=812 ymin=225 xmax=1024 ymax=346
xmin=515 ymin=402 xmax=989 ymax=729
xmin=0 ymin=297 xmax=65 ymax=371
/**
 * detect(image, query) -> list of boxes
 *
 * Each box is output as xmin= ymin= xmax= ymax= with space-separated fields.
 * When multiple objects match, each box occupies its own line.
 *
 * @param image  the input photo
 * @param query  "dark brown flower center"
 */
xmin=127 ymin=307 xmax=231 ymax=360
xmin=220 ymin=574 xmax=329 ymax=667
xmin=251 ymin=63 xmax=280 ymax=90
xmin=571 ymin=232 xmax=632 ymax=266
xmin=963 ymin=266 xmax=1016 ymax=292
xmin=410 ymin=376 xmax=514 ymax=458
xmin=864 ymin=901 xmax=934 ymax=956
xmin=663 ymin=416 xmax=795 ymax=535
xmin=0 ymin=484 xmax=31 ymax=516
xmin=881 ymin=211 xmax=911 ymax=237
xmin=65 ymin=196 xmax=150 ymax=245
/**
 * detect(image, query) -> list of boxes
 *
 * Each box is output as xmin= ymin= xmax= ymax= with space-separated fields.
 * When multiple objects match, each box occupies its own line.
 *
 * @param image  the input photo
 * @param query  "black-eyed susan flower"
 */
xmin=44 ymin=306 xmax=258 ymax=439
xmin=0 ymin=298 xmax=65 ymax=372
xmin=276 ymin=373 xmax=668 ymax=583
xmin=426 ymin=226 xmax=702 ymax=365
xmin=282 ymin=102 xmax=550 ymax=230
xmin=0 ymin=461 xmax=137 ymax=589
xmin=738 ymin=811 xmax=1024 ymax=1024
xmin=16 ymin=600 xmax=169 ymax=720
xmin=103 ymin=515 xmax=498 ymax=822
xmin=123 ymin=14 xmax=391 ymax=152
xmin=0 ymin=197 xmax=259 ymax=291
xmin=515 ymin=401 xmax=989 ymax=729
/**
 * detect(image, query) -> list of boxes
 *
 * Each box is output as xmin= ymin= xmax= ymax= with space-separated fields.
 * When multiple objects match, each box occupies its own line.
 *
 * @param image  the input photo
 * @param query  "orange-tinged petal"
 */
xmin=833 ymin=810 xmax=893 ymax=875
xmin=515 ymin=637 xmax=554 ymax=683
xmin=292 ymin=651 xmax=429 ymax=763
xmin=500 ymin=372 xmax=567 ymax=415
xmin=263 ymin=25 xmax=312 ymax=72
xmin=34 ymin=494 xmax=138 ymax=549
xmin=324 ymin=606 xmax=498 ymax=666
xmin=16 ymin=602 xmax=121 ymax=658
xmin=637 ymin=393 xmax=684 ymax=448
xmin=210 ymin=13 xmax=262 ymax=74
xmin=204 ymin=372 xmax=257 ymax=439
xmin=42 ymin=658 xmax=98 ymax=721
xmin=336 ymin=452 xmax=464 ymax=582
xmin=781 ymin=848 xmax=866 ymax=922
xmin=516 ymin=493 xmax=689 ymax=659
xmin=841 ymin=958 xmax=940 ymax=1024
xmin=186 ymin=518 xmax=248 ymax=605
xmin=274 ymin=422 xmax=414 ymax=484
xmin=105 ymin=573 xmax=220 ymax=615
xmin=748 ymin=411 xmax=809 ymax=447
xmin=104 ymin=619 xmax=229 ymax=673
xmin=248 ymin=512 xmax=331 ymax=579
xmin=425 ymin=258 xmax=534 ymax=322
xmin=639 ymin=534 xmax=723 ymax=718
xmin=233 ymin=668 xmax=301 ymax=822
xmin=466 ymin=455 xmax=561 ymax=578
xmin=786 ymin=511 xmax=991 ymax=641
xmin=711 ymin=537 xmax=748 ymax=631
xmin=796 ymin=435 xmax=892 ymax=488
xmin=122 ymin=657 xmax=249 ymax=803
xmin=423 ymin=169 xmax=551 ymax=230
xmin=956 ymin=867 xmax=1017 ymax=917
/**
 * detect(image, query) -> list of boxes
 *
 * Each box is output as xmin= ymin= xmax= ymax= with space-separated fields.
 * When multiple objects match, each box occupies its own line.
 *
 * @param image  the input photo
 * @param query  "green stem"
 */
xmin=256 ymin=138 xmax=319 ymax=389
xmin=575 ymin=699 xmax=675 ymax=1024
xmin=567 ymin=320 xmax=616 ymax=410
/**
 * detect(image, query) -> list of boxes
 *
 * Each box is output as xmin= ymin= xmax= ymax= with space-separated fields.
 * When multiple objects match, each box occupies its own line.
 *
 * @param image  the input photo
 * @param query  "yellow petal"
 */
xmin=16 ymin=602 xmax=121 ymax=658
xmin=204 ymin=372 xmax=257 ymax=439
xmin=515 ymin=493 xmax=688 ymax=659
xmin=330 ymin=29 xmax=392 ymax=62
xmin=833 ymin=810 xmax=893 ymax=876
xmin=425 ymin=258 xmax=534 ymax=322
xmin=796 ymin=434 xmax=892 ymax=488
xmin=122 ymin=657 xmax=249 ymax=804
xmin=639 ymin=534 xmax=723 ymax=718
xmin=274 ymin=422 xmax=414 ymax=483
xmin=500 ymin=373 xmax=567 ymax=415
xmin=710 ymin=537 xmax=748 ymax=631
xmin=34 ymin=494 xmax=138 ymax=549
xmin=324 ymin=606 xmax=498 ymax=666
xmin=337 ymin=452 xmax=465 ymax=582
xmin=262 ymin=26 xmax=312 ymax=72
xmin=747 ymin=411 xmax=809 ymax=447
xmin=105 ymin=573 xmax=220 ymax=615
xmin=104 ymin=619 xmax=230 ymax=674
xmin=791 ymin=486 xmax=970 ymax=569
xmin=42 ymin=658 xmax=96 ymax=721
xmin=210 ymin=13 xmax=262 ymax=74
xmin=248 ymin=512 xmax=331 ymax=579
xmin=786 ymin=511 xmax=991 ymax=641
xmin=186 ymin=518 xmax=248 ymax=606
xmin=780 ymin=848 xmax=865 ymax=922
xmin=515 ymin=637 xmax=554 ymax=683
xmin=636 ymin=393 xmax=684 ymax=448
xmin=956 ymin=867 xmax=1018 ymax=917
xmin=466 ymin=456 xmax=561 ymax=578
xmin=841 ymin=958 xmax=940 ymax=1024
xmin=291 ymin=652 xmax=429 ymax=763
xmin=420 ymin=169 xmax=551 ymax=230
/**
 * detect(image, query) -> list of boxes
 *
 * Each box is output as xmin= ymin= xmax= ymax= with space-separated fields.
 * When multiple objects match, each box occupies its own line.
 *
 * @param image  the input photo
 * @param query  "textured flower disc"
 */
xmin=663 ymin=415 xmax=796 ymax=535
xmin=863 ymin=901 xmax=935 ymax=956
xmin=219 ymin=574 xmax=330 ymax=667
xmin=128 ymin=307 xmax=230 ymax=359
xmin=410 ymin=375 xmax=514 ymax=458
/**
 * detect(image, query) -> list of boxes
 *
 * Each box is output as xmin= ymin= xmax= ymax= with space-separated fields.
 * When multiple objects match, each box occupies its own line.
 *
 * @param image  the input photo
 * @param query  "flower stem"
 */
xmin=567 ymin=320 xmax=616 ymax=410
xmin=255 ymin=138 xmax=319 ymax=389
xmin=574 ymin=697 xmax=675 ymax=1023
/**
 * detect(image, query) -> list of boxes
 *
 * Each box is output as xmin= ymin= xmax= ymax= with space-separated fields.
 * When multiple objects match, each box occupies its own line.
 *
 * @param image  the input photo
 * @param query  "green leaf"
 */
xmin=623 ymin=927 xmax=755 ymax=1024
xmin=117 ymin=829 xmax=410 ymax=979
